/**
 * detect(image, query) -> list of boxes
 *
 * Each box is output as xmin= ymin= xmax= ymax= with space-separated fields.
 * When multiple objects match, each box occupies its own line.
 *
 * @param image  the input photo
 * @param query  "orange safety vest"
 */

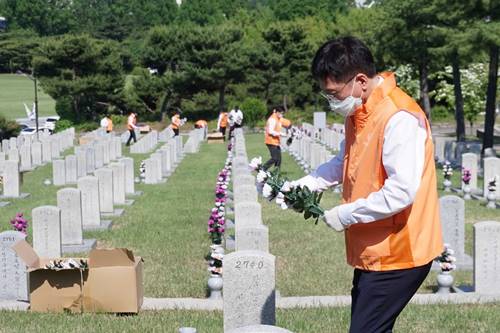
xmin=220 ymin=112 xmax=228 ymax=128
xmin=171 ymin=114 xmax=181 ymax=130
xmin=127 ymin=114 xmax=136 ymax=130
xmin=343 ymin=72 xmax=443 ymax=271
xmin=106 ymin=118 xmax=113 ymax=132
xmin=280 ymin=118 xmax=291 ymax=129
xmin=195 ymin=120 xmax=207 ymax=128
xmin=265 ymin=113 xmax=282 ymax=146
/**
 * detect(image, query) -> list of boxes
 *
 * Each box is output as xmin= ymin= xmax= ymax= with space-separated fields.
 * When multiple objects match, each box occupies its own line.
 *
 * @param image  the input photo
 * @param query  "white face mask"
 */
xmin=322 ymin=80 xmax=362 ymax=117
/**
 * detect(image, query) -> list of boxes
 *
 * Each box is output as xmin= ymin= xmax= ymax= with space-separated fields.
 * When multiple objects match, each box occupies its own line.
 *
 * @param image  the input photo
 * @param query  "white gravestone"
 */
xmin=95 ymin=168 xmax=114 ymax=213
xmin=121 ymin=157 xmax=135 ymax=194
xmin=52 ymin=159 xmax=66 ymax=186
xmin=0 ymin=231 xmax=28 ymax=301
xmin=473 ymin=221 xmax=500 ymax=294
xmin=223 ymin=250 xmax=276 ymax=331
xmin=65 ymin=155 xmax=78 ymax=184
xmin=78 ymin=176 xmax=102 ymax=229
xmin=109 ymin=162 xmax=126 ymax=205
xmin=32 ymin=205 xmax=62 ymax=258
xmin=57 ymin=188 xmax=84 ymax=245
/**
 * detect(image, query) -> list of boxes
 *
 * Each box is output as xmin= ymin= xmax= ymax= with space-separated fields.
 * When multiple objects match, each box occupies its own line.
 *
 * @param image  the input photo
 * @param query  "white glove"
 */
xmin=322 ymin=206 xmax=345 ymax=232
xmin=290 ymin=175 xmax=320 ymax=192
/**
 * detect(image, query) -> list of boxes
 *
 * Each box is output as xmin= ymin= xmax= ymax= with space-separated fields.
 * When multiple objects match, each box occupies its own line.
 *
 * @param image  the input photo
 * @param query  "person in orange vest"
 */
xmin=105 ymin=115 xmax=113 ymax=133
xmin=293 ymin=37 xmax=443 ymax=332
xmin=194 ymin=119 xmax=208 ymax=129
xmin=262 ymin=106 xmax=287 ymax=170
xmin=217 ymin=110 xmax=229 ymax=140
xmin=170 ymin=110 xmax=182 ymax=136
xmin=125 ymin=112 xmax=138 ymax=146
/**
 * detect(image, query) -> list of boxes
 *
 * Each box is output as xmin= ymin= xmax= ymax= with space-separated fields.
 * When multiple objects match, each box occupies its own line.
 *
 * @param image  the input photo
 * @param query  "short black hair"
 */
xmin=273 ymin=106 xmax=285 ymax=113
xmin=311 ymin=36 xmax=376 ymax=83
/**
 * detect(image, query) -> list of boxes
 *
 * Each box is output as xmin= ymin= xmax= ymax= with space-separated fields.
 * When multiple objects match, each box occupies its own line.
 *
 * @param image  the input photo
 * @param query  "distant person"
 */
xmin=169 ymin=110 xmax=186 ymax=136
xmin=217 ymin=110 xmax=229 ymax=140
xmin=229 ymin=106 xmax=243 ymax=138
xmin=262 ymin=106 xmax=287 ymax=170
xmin=194 ymin=119 xmax=208 ymax=129
xmin=125 ymin=112 xmax=138 ymax=146
xmin=100 ymin=115 xmax=113 ymax=133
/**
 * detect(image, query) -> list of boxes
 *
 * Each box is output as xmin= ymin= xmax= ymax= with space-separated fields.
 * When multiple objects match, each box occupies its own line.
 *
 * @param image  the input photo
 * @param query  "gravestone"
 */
xmin=76 ymin=149 xmax=87 ymax=178
xmin=227 ymin=325 xmax=293 ymax=333
xmin=57 ymin=188 xmax=96 ymax=253
xmin=235 ymin=224 xmax=269 ymax=252
xmin=95 ymin=143 xmax=104 ymax=169
xmin=121 ymin=157 xmax=135 ymax=195
xmin=103 ymin=142 xmax=110 ymax=165
xmin=32 ymin=141 xmax=42 ymax=166
xmin=461 ymin=153 xmax=478 ymax=190
xmin=439 ymin=195 xmax=472 ymax=269
xmin=1 ymin=139 xmax=8 ymax=153
xmin=483 ymin=157 xmax=500 ymax=199
xmin=19 ymin=145 xmax=32 ymax=171
xmin=473 ymin=221 xmax=500 ymax=294
xmin=234 ymin=185 xmax=258 ymax=203
xmin=159 ymin=148 xmax=171 ymax=177
xmin=235 ymin=202 xmax=262 ymax=230
xmin=52 ymin=159 xmax=66 ymax=186
xmin=109 ymin=139 xmax=117 ymax=161
xmin=86 ymin=146 xmax=96 ymax=173
xmin=0 ymin=152 xmax=4 ymax=173
xmin=223 ymin=250 xmax=276 ymax=331
xmin=41 ymin=139 xmax=51 ymax=163
xmin=65 ymin=155 xmax=77 ymax=184
xmin=8 ymin=148 xmax=19 ymax=162
xmin=94 ymin=168 xmax=114 ymax=213
xmin=109 ymin=162 xmax=126 ymax=205
xmin=32 ymin=205 xmax=62 ymax=258
xmin=2 ymin=160 xmax=20 ymax=198
xmin=145 ymin=158 xmax=160 ymax=184
xmin=51 ymin=139 xmax=60 ymax=159
xmin=114 ymin=137 xmax=122 ymax=158
xmin=151 ymin=153 xmax=164 ymax=181
xmin=78 ymin=176 xmax=106 ymax=230
xmin=0 ymin=231 xmax=28 ymax=301
xmin=9 ymin=137 xmax=17 ymax=150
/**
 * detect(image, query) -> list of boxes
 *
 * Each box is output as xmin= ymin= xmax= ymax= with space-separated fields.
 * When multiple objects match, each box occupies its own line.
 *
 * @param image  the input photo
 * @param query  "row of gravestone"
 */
xmin=184 ymin=128 xmax=208 ymax=154
xmin=52 ymin=135 xmax=123 ymax=186
xmin=454 ymin=153 xmax=500 ymax=199
xmin=144 ymin=135 xmax=183 ymax=184
xmin=289 ymin=132 xmax=333 ymax=173
xmin=0 ymin=128 xmax=76 ymax=201
xmin=130 ymin=130 xmax=159 ymax=154
xmin=222 ymin=128 xmax=292 ymax=333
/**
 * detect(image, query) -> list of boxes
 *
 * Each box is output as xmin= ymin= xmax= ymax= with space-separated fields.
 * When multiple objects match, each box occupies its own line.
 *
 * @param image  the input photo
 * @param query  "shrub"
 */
xmin=75 ymin=122 xmax=99 ymax=133
xmin=241 ymin=97 xmax=267 ymax=128
xmin=0 ymin=115 xmax=20 ymax=140
xmin=54 ymin=119 xmax=73 ymax=133
xmin=431 ymin=105 xmax=453 ymax=122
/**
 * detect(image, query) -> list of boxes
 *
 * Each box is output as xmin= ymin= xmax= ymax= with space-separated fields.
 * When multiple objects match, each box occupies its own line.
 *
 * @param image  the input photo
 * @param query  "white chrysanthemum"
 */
xmin=262 ymin=183 xmax=273 ymax=198
xmin=281 ymin=181 xmax=292 ymax=193
xmin=275 ymin=192 xmax=285 ymax=205
xmin=256 ymin=170 xmax=268 ymax=183
xmin=280 ymin=202 xmax=288 ymax=210
xmin=249 ymin=156 xmax=263 ymax=170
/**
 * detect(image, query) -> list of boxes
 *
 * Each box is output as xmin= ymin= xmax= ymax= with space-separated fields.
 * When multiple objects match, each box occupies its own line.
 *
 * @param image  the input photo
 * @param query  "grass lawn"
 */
xmin=1 ymin=303 xmax=500 ymax=332
xmin=0 ymin=74 xmax=56 ymax=120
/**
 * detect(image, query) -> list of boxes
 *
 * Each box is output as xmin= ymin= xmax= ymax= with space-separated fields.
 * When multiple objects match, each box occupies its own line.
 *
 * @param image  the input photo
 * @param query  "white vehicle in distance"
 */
xmin=19 ymin=127 xmax=42 ymax=136
xmin=44 ymin=116 xmax=60 ymax=132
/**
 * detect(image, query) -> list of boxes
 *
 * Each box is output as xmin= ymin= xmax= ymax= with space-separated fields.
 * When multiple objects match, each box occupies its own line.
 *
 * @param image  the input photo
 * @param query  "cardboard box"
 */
xmin=207 ymin=132 xmax=224 ymax=144
xmin=12 ymin=241 xmax=143 ymax=313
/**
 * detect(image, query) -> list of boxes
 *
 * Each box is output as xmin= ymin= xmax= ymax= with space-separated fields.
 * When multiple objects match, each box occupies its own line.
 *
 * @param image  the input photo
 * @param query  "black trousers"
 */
xmin=263 ymin=144 xmax=281 ymax=170
xmin=349 ymin=261 xmax=432 ymax=333
xmin=229 ymin=123 xmax=242 ymax=138
xmin=125 ymin=129 xmax=137 ymax=146
xmin=173 ymin=128 xmax=179 ymax=136
xmin=220 ymin=127 xmax=226 ymax=140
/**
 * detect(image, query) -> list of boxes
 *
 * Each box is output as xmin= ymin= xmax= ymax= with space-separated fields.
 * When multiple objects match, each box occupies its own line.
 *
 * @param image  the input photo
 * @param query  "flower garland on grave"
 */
xmin=249 ymin=156 xmax=325 ymax=223
xmin=10 ymin=213 xmax=28 ymax=234
xmin=207 ymin=138 xmax=234 ymax=275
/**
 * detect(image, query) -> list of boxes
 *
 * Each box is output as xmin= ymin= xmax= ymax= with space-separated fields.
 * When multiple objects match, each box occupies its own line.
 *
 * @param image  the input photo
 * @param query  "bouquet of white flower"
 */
xmin=434 ymin=244 xmax=457 ymax=271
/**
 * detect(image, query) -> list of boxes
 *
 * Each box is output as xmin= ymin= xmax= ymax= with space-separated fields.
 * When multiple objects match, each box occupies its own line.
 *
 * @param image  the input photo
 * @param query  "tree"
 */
xmin=0 ymin=30 xmax=39 ymax=73
xmin=32 ymin=34 xmax=125 ymax=123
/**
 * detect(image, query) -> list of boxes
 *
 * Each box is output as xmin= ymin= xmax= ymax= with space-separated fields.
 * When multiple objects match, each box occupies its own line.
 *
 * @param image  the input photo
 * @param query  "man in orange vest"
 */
xmin=262 ymin=106 xmax=287 ymax=170
xmin=293 ymin=37 xmax=443 ymax=332
xmin=170 ymin=110 xmax=182 ymax=136
xmin=125 ymin=112 xmax=138 ymax=146
xmin=217 ymin=110 xmax=229 ymax=140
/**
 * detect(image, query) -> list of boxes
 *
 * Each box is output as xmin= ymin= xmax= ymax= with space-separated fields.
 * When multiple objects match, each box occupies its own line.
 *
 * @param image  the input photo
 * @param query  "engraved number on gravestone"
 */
xmin=235 ymin=260 xmax=264 ymax=269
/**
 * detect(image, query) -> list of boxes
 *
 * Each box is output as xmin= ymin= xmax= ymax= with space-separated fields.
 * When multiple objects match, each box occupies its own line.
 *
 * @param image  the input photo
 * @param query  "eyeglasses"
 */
xmin=320 ymin=74 xmax=357 ymax=102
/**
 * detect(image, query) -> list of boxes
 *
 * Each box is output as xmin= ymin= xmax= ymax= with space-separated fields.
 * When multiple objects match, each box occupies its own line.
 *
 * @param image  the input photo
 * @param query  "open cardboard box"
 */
xmin=12 ymin=240 xmax=143 ymax=313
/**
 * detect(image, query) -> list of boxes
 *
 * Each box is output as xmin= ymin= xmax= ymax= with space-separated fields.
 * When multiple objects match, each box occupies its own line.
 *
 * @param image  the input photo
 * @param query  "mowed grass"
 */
xmin=0 ymin=74 xmax=56 ymax=120
xmin=1 ymin=303 xmax=500 ymax=332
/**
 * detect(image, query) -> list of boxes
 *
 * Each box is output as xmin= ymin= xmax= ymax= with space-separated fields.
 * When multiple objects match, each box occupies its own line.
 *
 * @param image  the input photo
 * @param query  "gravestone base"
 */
xmin=19 ymin=167 xmax=34 ymax=172
xmin=62 ymin=238 xmax=97 ymax=254
xmin=431 ymin=254 xmax=473 ymax=271
xmin=101 ymin=208 xmax=125 ymax=217
xmin=159 ymin=178 xmax=167 ymax=184
xmin=83 ymin=220 xmax=113 ymax=231
xmin=122 ymin=199 xmax=135 ymax=206
xmin=471 ymin=194 xmax=487 ymax=202
xmin=127 ymin=191 xmax=143 ymax=196
xmin=0 ymin=193 xmax=30 ymax=199
xmin=225 ymin=235 xmax=235 ymax=251
xmin=226 ymin=325 xmax=294 ymax=333
xmin=0 ymin=300 xmax=29 ymax=311
xmin=0 ymin=201 xmax=10 ymax=207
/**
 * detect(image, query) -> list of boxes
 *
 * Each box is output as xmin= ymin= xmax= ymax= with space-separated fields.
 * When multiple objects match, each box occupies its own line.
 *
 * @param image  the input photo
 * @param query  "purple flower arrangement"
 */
xmin=10 ymin=213 xmax=28 ymax=234
xmin=462 ymin=168 xmax=471 ymax=185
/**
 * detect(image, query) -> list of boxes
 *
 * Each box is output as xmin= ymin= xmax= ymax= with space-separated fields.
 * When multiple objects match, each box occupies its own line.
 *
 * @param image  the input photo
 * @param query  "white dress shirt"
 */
xmin=267 ymin=116 xmax=281 ymax=137
xmin=296 ymin=111 xmax=427 ymax=227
